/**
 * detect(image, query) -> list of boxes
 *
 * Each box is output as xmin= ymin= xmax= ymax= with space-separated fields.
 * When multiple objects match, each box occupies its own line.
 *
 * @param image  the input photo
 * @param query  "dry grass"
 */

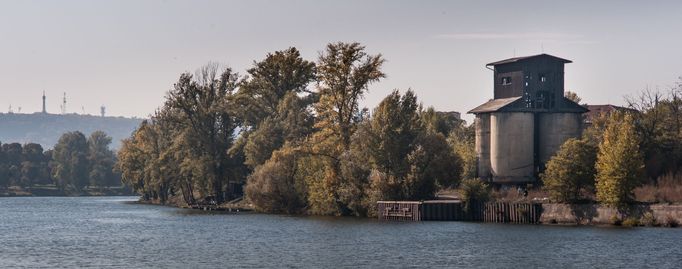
xmin=491 ymin=187 xmax=548 ymax=203
xmin=635 ymin=173 xmax=682 ymax=203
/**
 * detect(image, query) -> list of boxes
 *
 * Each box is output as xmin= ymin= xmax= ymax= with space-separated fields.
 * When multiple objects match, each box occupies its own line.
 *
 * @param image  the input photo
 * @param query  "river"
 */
xmin=0 ymin=197 xmax=680 ymax=268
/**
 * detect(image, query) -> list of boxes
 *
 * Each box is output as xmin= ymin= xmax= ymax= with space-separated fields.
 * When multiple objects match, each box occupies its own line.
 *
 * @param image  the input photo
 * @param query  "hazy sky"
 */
xmin=1 ymin=0 xmax=681 ymax=122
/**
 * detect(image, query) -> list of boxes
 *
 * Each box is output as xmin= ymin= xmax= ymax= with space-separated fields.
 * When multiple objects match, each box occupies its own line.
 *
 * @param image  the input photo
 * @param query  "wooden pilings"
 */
xmin=480 ymin=202 xmax=541 ymax=224
xmin=377 ymin=200 xmax=542 ymax=223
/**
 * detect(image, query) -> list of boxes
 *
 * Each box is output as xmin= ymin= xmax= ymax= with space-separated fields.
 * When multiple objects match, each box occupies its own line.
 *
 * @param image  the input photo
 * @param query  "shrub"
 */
xmin=459 ymin=178 xmax=490 ymax=207
xmin=640 ymin=212 xmax=658 ymax=227
xmin=541 ymin=138 xmax=596 ymax=203
xmin=244 ymin=147 xmax=307 ymax=214
xmin=634 ymin=173 xmax=682 ymax=203
xmin=663 ymin=215 xmax=679 ymax=228
xmin=622 ymin=217 xmax=640 ymax=227
xmin=610 ymin=214 xmax=622 ymax=226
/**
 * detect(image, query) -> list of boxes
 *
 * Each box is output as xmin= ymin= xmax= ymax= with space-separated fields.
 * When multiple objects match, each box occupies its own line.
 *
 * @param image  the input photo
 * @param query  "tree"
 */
xmin=52 ymin=131 xmax=89 ymax=191
xmin=245 ymin=146 xmax=307 ymax=213
xmin=234 ymin=47 xmax=316 ymax=128
xmin=167 ymin=64 xmax=241 ymax=203
xmin=315 ymin=42 xmax=385 ymax=149
xmin=595 ymin=112 xmax=645 ymax=207
xmin=87 ymin=131 xmax=116 ymax=188
xmin=0 ymin=142 xmax=7 ymax=188
xmin=565 ymin=90 xmax=582 ymax=104
xmin=421 ymin=107 xmax=463 ymax=137
xmin=355 ymin=91 xmax=462 ymax=211
xmin=20 ymin=143 xmax=49 ymax=186
xmin=2 ymin=143 xmax=23 ymax=186
xmin=448 ymin=122 xmax=476 ymax=180
xmin=301 ymin=42 xmax=385 ymax=215
xmin=541 ymin=138 xmax=597 ymax=203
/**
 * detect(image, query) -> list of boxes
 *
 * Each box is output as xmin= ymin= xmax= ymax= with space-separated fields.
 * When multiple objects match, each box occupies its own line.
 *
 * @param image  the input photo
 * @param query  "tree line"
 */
xmin=117 ymin=43 xmax=474 ymax=215
xmin=543 ymin=80 xmax=682 ymax=208
xmin=0 ymin=131 xmax=119 ymax=191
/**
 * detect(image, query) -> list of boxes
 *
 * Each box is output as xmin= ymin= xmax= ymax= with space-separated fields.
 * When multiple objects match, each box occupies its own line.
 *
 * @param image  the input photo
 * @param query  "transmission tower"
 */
xmin=60 ymin=92 xmax=67 ymax=114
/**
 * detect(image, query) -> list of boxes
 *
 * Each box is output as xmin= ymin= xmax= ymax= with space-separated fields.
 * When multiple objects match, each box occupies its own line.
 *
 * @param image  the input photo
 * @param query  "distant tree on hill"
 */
xmin=52 ymin=131 xmax=89 ymax=191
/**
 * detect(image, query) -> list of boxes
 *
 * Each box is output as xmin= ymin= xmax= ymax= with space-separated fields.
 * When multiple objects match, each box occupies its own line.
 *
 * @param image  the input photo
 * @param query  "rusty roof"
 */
xmin=486 ymin=53 xmax=572 ymax=66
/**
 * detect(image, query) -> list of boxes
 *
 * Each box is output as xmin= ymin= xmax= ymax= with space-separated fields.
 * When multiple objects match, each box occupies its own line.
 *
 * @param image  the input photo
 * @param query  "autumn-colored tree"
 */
xmin=542 ymin=138 xmax=597 ymax=203
xmin=315 ymin=42 xmax=385 ymax=150
xmin=565 ymin=90 xmax=582 ymax=104
xmin=302 ymin=42 xmax=384 ymax=215
xmin=245 ymin=146 xmax=307 ymax=213
xmin=595 ymin=112 xmax=645 ymax=207
xmin=167 ymin=64 xmax=241 ymax=203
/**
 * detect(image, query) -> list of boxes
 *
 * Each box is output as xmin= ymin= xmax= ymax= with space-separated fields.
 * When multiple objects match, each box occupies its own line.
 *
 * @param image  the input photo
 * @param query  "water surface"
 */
xmin=1 ymin=197 xmax=680 ymax=268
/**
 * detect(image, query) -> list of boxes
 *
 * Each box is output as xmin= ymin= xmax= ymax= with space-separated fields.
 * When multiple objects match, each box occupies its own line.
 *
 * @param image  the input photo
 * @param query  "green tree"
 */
xmin=315 ymin=42 xmax=385 ymax=150
xmin=52 ymin=131 xmax=89 ymax=191
xmin=87 ymin=131 xmax=116 ymax=188
xmin=595 ymin=112 xmax=645 ymax=207
xmin=301 ymin=42 xmax=385 ymax=215
xmin=448 ymin=122 xmax=476 ymax=180
xmin=234 ymin=47 xmax=316 ymax=128
xmin=167 ymin=64 xmax=241 ymax=203
xmin=0 ymin=142 xmax=8 ymax=188
xmin=2 ymin=143 xmax=23 ymax=186
xmin=20 ymin=143 xmax=49 ymax=186
xmin=459 ymin=178 xmax=491 ymax=211
xmin=356 ymin=91 xmax=462 ymax=213
xmin=541 ymin=138 xmax=597 ymax=202
xmin=421 ymin=107 xmax=463 ymax=137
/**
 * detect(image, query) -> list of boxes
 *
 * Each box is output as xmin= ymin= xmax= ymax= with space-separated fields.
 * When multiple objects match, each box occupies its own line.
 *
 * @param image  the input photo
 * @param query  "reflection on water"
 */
xmin=1 ymin=197 xmax=680 ymax=268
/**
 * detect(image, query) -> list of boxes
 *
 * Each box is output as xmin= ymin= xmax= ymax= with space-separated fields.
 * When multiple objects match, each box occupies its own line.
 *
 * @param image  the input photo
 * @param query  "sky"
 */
xmin=1 ymin=0 xmax=681 ymax=123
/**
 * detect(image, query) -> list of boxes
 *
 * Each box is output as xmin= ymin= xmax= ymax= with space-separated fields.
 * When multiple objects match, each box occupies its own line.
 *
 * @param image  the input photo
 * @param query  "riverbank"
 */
xmin=135 ymin=194 xmax=255 ymax=212
xmin=0 ymin=185 xmax=134 ymax=197
xmin=541 ymin=203 xmax=681 ymax=227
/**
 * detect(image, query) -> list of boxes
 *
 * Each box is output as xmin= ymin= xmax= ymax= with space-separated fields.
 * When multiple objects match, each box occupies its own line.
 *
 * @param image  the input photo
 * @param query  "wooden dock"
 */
xmin=377 ymin=200 xmax=542 ymax=223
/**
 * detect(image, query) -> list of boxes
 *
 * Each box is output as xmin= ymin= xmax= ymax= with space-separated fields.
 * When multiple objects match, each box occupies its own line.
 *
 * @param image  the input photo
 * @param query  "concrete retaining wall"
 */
xmin=540 ymin=203 xmax=682 ymax=225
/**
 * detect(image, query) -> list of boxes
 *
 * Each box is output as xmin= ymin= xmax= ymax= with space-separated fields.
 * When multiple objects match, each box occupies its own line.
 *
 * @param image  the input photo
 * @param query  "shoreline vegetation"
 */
xmin=1 ymin=130 xmax=126 ymax=197
xmin=107 ymin=42 xmax=682 ymax=228
xmin=0 ymin=185 xmax=133 ymax=197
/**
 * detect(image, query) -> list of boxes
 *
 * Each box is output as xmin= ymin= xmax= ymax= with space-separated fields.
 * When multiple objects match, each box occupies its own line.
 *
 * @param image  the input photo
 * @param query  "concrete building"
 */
xmin=469 ymin=54 xmax=587 ymax=184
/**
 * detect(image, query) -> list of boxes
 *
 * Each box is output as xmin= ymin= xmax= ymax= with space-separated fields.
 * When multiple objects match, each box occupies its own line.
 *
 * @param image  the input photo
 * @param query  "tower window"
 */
xmin=501 ymin=77 xmax=512 ymax=85
xmin=539 ymin=75 xmax=547 ymax=82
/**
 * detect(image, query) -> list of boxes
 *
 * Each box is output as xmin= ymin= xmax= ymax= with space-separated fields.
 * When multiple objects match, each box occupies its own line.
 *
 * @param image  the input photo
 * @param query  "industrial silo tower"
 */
xmin=469 ymin=54 xmax=587 ymax=185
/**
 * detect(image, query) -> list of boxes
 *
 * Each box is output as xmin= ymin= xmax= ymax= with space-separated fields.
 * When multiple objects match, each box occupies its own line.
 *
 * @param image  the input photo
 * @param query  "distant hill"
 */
xmin=0 ymin=113 xmax=143 ymax=149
